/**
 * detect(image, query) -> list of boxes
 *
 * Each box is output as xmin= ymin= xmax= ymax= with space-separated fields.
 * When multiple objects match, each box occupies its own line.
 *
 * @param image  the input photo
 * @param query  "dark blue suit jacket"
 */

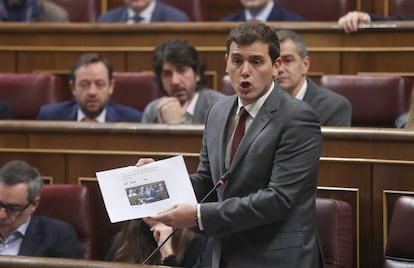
xmin=370 ymin=13 xmax=414 ymax=21
xmin=221 ymin=3 xmax=303 ymax=21
xmin=98 ymin=1 xmax=189 ymax=22
xmin=36 ymin=100 xmax=142 ymax=122
xmin=19 ymin=216 xmax=83 ymax=258
xmin=0 ymin=101 xmax=12 ymax=119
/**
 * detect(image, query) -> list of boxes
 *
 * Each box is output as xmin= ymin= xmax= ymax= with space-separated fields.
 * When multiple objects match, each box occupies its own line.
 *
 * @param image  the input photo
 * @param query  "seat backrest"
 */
xmin=48 ymin=0 xmax=101 ymax=22
xmin=319 ymin=75 xmax=412 ymax=127
xmin=111 ymin=72 xmax=165 ymax=112
xmin=219 ymin=75 xmax=235 ymax=96
xmin=316 ymin=198 xmax=353 ymax=268
xmin=0 ymin=73 xmax=66 ymax=120
xmin=158 ymin=0 xmax=209 ymax=21
xmin=389 ymin=0 xmax=414 ymax=16
xmin=275 ymin=0 xmax=356 ymax=21
xmin=384 ymin=195 xmax=414 ymax=268
xmin=35 ymin=184 xmax=97 ymax=260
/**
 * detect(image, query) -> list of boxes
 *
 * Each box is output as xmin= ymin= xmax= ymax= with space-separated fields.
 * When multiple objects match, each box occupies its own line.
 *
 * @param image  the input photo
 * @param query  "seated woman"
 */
xmin=105 ymin=218 xmax=206 ymax=267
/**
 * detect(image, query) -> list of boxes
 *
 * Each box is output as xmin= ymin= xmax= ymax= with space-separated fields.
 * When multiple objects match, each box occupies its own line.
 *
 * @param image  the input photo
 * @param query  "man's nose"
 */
xmin=0 ymin=208 xmax=8 ymax=219
xmin=171 ymin=71 xmax=181 ymax=84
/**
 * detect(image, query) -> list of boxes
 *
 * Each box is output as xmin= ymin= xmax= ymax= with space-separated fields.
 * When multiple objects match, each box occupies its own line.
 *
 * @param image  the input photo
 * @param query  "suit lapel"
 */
xmin=19 ymin=217 xmax=40 ymax=256
xmin=229 ymin=86 xmax=281 ymax=171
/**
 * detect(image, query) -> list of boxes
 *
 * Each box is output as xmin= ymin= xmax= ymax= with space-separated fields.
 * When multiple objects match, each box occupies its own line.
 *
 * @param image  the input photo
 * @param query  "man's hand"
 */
xmin=156 ymin=97 xmax=188 ymax=124
xmin=338 ymin=11 xmax=371 ymax=33
xmin=151 ymin=204 xmax=197 ymax=229
xmin=135 ymin=158 xmax=155 ymax=167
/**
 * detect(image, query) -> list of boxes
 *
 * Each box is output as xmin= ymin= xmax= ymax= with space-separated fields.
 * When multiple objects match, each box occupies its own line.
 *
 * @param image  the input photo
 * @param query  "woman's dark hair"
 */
xmin=112 ymin=219 xmax=194 ymax=265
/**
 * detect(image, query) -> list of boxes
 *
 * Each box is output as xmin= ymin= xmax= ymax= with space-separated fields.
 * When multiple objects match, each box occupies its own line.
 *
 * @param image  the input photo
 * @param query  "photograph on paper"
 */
xmin=96 ymin=155 xmax=197 ymax=223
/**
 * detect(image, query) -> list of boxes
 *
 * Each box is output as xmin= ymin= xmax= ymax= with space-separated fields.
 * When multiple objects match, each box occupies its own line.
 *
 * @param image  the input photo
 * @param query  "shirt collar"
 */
xmin=77 ymin=108 xmax=107 ymax=123
xmin=294 ymin=78 xmax=308 ymax=100
xmin=237 ymin=81 xmax=274 ymax=118
xmin=244 ymin=1 xmax=274 ymax=22
xmin=127 ymin=0 xmax=156 ymax=23
xmin=185 ymin=92 xmax=199 ymax=117
xmin=14 ymin=216 xmax=31 ymax=237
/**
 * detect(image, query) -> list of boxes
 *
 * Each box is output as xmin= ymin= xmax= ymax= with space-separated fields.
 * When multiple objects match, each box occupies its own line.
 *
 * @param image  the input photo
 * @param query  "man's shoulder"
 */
xmin=269 ymin=3 xmax=304 ymax=21
xmin=98 ymin=6 xmax=127 ymax=22
xmin=107 ymin=102 xmax=143 ymax=122
xmin=153 ymin=2 xmax=190 ymax=21
xmin=221 ymin=12 xmax=243 ymax=21
xmin=39 ymin=100 xmax=75 ymax=112
xmin=307 ymin=79 xmax=351 ymax=107
xmin=30 ymin=215 xmax=75 ymax=231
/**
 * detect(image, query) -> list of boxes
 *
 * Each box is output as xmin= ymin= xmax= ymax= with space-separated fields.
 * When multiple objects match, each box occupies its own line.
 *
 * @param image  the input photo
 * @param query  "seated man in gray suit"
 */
xmin=37 ymin=53 xmax=142 ymax=122
xmin=276 ymin=30 xmax=352 ymax=126
xmin=0 ymin=160 xmax=83 ymax=258
xmin=142 ymin=38 xmax=224 ymax=124
xmin=98 ymin=0 xmax=189 ymax=23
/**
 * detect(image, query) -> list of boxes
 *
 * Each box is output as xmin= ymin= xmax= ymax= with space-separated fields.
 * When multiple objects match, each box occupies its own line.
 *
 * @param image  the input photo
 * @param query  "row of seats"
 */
xmin=37 ymin=184 xmax=414 ymax=267
xmin=220 ymin=75 xmax=413 ymax=128
xmin=0 ymin=72 xmax=164 ymax=120
xmin=0 ymin=72 xmax=411 ymax=127
xmin=34 ymin=184 xmax=355 ymax=267
xmin=46 ymin=0 xmax=414 ymax=22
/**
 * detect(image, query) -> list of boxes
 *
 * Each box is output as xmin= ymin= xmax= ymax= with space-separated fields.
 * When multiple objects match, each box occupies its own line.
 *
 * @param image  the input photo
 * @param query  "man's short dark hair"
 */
xmin=70 ymin=53 xmax=113 ymax=82
xmin=0 ymin=160 xmax=43 ymax=202
xmin=152 ymin=38 xmax=206 ymax=93
xmin=276 ymin=30 xmax=308 ymax=58
xmin=226 ymin=22 xmax=280 ymax=64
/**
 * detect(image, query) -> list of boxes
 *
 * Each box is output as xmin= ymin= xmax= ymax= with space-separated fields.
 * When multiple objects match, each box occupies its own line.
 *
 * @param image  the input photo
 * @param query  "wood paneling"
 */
xmin=1 ymin=22 xmax=414 ymax=88
xmin=0 ymin=121 xmax=414 ymax=265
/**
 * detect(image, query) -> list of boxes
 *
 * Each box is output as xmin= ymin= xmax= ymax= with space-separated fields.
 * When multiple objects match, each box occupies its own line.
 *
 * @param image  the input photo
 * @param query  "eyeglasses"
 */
xmin=0 ymin=201 xmax=31 ymax=217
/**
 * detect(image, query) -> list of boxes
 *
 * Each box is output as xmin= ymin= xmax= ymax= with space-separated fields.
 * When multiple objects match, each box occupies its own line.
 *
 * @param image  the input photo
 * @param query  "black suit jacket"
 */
xmin=19 ymin=216 xmax=84 ymax=259
xmin=370 ymin=13 xmax=414 ymax=21
xmin=0 ymin=101 xmax=12 ymax=119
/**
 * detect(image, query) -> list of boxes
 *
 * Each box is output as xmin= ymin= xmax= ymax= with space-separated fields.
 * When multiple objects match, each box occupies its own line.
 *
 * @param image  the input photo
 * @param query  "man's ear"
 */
xmin=30 ymin=196 xmax=41 ymax=213
xmin=272 ymin=57 xmax=282 ymax=77
xmin=69 ymin=80 xmax=76 ymax=96
xmin=224 ymin=54 xmax=229 ymax=73
xmin=303 ymin=55 xmax=310 ymax=74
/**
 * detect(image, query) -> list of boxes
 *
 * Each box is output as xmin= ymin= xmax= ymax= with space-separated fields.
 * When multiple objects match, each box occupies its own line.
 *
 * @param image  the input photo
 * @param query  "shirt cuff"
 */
xmin=363 ymin=12 xmax=371 ymax=22
xmin=197 ymin=204 xmax=204 ymax=230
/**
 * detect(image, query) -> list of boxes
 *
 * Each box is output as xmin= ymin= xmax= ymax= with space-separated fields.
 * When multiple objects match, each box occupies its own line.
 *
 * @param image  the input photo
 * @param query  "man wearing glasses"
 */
xmin=0 ymin=160 xmax=83 ymax=258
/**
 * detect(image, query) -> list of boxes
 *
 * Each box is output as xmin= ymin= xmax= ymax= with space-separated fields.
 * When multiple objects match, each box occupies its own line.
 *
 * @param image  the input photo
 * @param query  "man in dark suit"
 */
xmin=0 ymin=102 xmax=12 ymax=119
xmin=37 ymin=53 xmax=142 ymax=122
xmin=140 ymin=22 xmax=324 ymax=267
xmin=0 ymin=160 xmax=83 ymax=258
xmin=142 ymin=38 xmax=224 ymax=124
xmin=338 ymin=10 xmax=414 ymax=33
xmin=222 ymin=0 xmax=303 ymax=22
xmin=98 ymin=0 xmax=189 ymax=23
xmin=276 ymin=30 xmax=351 ymax=126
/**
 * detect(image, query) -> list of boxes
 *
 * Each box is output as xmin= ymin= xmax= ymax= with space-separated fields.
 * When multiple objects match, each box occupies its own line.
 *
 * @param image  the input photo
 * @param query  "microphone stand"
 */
xmin=142 ymin=170 xmax=231 ymax=264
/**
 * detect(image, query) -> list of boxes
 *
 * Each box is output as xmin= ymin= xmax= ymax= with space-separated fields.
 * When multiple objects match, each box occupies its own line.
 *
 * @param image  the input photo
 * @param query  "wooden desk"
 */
xmin=0 ymin=121 xmax=414 ymax=267
xmin=0 ymin=22 xmax=414 ymax=89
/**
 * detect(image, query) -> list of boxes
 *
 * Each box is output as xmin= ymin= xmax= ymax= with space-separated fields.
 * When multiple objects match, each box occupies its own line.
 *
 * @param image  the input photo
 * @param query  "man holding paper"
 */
xmin=139 ymin=22 xmax=324 ymax=268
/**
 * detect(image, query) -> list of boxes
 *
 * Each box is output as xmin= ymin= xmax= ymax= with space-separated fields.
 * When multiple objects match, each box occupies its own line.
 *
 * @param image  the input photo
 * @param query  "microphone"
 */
xmin=143 ymin=170 xmax=231 ymax=264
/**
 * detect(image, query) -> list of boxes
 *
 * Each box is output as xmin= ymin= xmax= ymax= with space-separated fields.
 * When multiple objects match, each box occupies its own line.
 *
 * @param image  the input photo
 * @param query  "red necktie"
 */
xmin=230 ymin=107 xmax=249 ymax=162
